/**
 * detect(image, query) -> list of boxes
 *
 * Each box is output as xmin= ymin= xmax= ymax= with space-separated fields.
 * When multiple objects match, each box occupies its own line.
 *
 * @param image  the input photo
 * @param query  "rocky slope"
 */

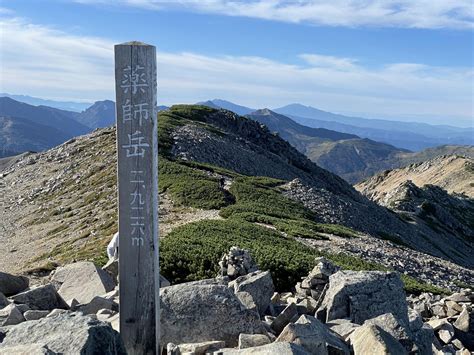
xmin=356 ymin=155 xmax=474 ymax=198
xmin=167 ymin=106 xmax=473 ymax=267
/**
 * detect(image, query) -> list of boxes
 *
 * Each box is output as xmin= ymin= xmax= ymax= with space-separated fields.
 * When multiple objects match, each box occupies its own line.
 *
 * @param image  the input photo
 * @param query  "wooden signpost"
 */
xmin=114 ymin=42 xmax=159 ymax=354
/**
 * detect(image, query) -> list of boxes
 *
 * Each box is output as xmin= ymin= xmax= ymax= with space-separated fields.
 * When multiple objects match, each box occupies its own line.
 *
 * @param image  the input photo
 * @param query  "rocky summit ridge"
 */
xmin=0 ymin=252 xmax=472 ymax=354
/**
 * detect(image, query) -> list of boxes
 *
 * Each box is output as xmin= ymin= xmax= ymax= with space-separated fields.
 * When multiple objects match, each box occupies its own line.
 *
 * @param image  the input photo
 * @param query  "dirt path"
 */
xmin=159 ymin=194 xmax=222 ymax=237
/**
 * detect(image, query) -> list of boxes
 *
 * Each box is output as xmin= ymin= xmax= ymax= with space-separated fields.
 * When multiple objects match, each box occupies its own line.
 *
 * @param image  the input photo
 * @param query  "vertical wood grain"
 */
xmin=114 ymin=42 xmax=159 ymax=355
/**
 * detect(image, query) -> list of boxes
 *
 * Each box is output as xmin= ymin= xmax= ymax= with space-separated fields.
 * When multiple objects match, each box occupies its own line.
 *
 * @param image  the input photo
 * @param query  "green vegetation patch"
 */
xmin=161 ymin=218 xmax=447 ymax=294
xmin=159 ymin=158 xmax=233 ymax=209
xmin=218 ymin=176 xmax=358 ymax=239
xmin=160 ymin=219 xmax=317 ymax=291
xmin=220 ymin=176 xmax=313 ymax=220
xmin=454 ymin=280 xmax=474 ymax=290
xmin=158 ymin=105 xmax=218 ymax=155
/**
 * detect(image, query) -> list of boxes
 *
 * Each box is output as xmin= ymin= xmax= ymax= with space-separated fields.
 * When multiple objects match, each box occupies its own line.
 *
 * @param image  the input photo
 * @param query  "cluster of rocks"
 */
xmin=0 ymin=262 xmax=124 ymax=353
xmin=219 ymin=246 xmax=258 ymax=280
xmin=1 ymin=248 xmax=473 ymax=354
xmin=407 ymin=291 xmax=474 ymax=353
xmin=294 ymin=257 xmax=339 ymax=303
xmin=160 ymin=247 xmax=472 ymax=354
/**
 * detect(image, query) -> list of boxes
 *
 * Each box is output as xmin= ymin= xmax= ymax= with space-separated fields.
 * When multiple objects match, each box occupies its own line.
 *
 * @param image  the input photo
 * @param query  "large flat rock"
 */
xmin=161 ymin=283 xmax=265 ymax=347
xmin=316 ymin=270 xmax=408 ymax=325
xmin=11 ymin=284 xmax=68 ymax=311
xmin=0 ymin=312 xmax=126 ymax=354
xmin=51 ymin=262 xmax=115 ymax=304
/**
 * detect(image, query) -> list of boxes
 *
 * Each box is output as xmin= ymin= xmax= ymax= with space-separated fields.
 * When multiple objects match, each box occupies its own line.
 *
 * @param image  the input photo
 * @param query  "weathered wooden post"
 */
xmin=114 ymin=41 xmax=159 ymax=354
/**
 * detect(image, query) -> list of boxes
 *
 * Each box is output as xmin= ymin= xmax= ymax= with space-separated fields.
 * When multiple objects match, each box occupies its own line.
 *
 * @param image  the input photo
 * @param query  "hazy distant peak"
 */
xmin=253 ymin=108 xmax=273 ymax=115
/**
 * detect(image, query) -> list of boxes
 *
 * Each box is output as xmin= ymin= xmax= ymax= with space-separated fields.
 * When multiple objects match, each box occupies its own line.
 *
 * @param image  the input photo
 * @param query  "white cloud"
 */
xmin=73 ymin=0 xmax=474 ymax=29
xmin=0 ymin=16 xmax=472 ymax=121
xmin=299 ymin=54 xmax=357 ymax=70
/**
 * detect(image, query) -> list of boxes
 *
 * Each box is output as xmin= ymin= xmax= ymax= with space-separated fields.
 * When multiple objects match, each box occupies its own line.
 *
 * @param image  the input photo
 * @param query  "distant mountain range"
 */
xmin=274 ymin=103 xmax=473 ymax=151
xmin=0 ymin=97 xmax=118 ymax=157
xmin=2 ymin=95 xmax=473 ymax=184
xmin=0 ymin=97 xmax=172 ymax=158
xmin=78 ymin=100 xmax=116 ymax=128
xmin=0 ymin=93 xmax=92 ymax=112
xmin=198 ymin=100 xmax=473 ymax=183
xmin=0 ymin=116 xmax=71 ymax=156
xmin=197 ymin=100 xmax=254 ymax=115
xmin=199 ymin=99 xmax=473 ymax=152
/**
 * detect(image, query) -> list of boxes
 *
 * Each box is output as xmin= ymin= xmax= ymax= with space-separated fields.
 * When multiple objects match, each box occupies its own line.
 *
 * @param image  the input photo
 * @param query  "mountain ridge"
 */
xmin=1 ymin=105 xmax=472 ymax=296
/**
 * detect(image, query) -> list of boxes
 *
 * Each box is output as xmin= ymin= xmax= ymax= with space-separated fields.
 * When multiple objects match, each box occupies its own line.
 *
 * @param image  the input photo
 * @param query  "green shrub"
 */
xmin=159 ymin=158 xmax=233 ymax=209
xmin=158 ymin=105 xmax=218 ymax=156
xmin=401 ymin=275 xmax=448 ymax=295
xmin=160 ymin=218 xmax=444 ymax=294
xmin=160 ymin=219 xmax=317 ymax=291
xmin=220 ymin=176 xmax=314 ymax=220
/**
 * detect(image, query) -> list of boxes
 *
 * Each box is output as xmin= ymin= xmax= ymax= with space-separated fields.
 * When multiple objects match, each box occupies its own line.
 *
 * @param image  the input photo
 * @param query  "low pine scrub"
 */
xmin=159 ymin=158 xmax=233 ymax=209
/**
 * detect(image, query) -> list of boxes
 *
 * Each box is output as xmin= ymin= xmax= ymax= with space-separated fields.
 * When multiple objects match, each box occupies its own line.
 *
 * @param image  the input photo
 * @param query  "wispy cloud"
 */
xmin=0 ymin=15 xmax=472 ymax=120
xmin=72 ymin=0 xmax=474 ymax=29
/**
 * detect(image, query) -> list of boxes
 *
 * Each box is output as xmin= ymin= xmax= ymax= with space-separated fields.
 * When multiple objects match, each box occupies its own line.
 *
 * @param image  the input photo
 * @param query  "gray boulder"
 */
xmin=51 ymin=261 xmax=115 ymax=304
xmin=102 ymin=258 xmax=119 ymax=283
xmin=219 ymin=342 xmax=310 ymax=354
xmin=0 ymin=304 xmax=25 ymax=326
xmin=276 ymin=315 xmax=350 ymax=355
xmin=270 ymin=303 xmax=298 ymax=335
xmin=350 ymin=324 xmax=407 ymax=355
xmin=316 ymin=271 xmax=408 ymax=325
xmin=168 ymin=340 xmax=225 ymax=355
xmin=0 ymin=312 xmax=126 ymax=354
xmin=365 ymin=313 xmax=416 ymax=352
xmin=230 ymin=271 xmax=274 ymax=316
xmin=0 ymin=344 xmax=56 ymax=354
xmin=326 ymin=318 xmax=360 ymax=340
xmin=0 ymin=293 xmax=9 ymax=310
xmin=238 ymin=334 xmax=271 ymax=349
xmin=76 ymin=296 xmax=118 ymax=315
xmin=11 ymin=284 xmax=68 ymax=311
xmin=453 ymin=308 xmax=470 ymax=332
xmin=14 ymin=304 xmax=30 ymax=314
xmin=0 ymin=272 xmax=29 ymax=297
xmin=160 ymin=283 xmax=264 ymax=347
xmin=235 ymin=291 xmax=258 ymax=313
xmin=23 ymin=310 xmax=49 ymax=321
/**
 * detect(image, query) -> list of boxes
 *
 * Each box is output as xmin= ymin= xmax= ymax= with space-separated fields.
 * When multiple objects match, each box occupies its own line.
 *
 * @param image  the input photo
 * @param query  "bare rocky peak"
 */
xmin=356 ymin=154 xmax=474 ymax=198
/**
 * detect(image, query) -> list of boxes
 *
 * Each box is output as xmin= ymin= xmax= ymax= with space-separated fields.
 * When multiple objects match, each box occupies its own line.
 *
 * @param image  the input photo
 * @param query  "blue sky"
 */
xmin=0 ymin=0 xmax=473 ymax=126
